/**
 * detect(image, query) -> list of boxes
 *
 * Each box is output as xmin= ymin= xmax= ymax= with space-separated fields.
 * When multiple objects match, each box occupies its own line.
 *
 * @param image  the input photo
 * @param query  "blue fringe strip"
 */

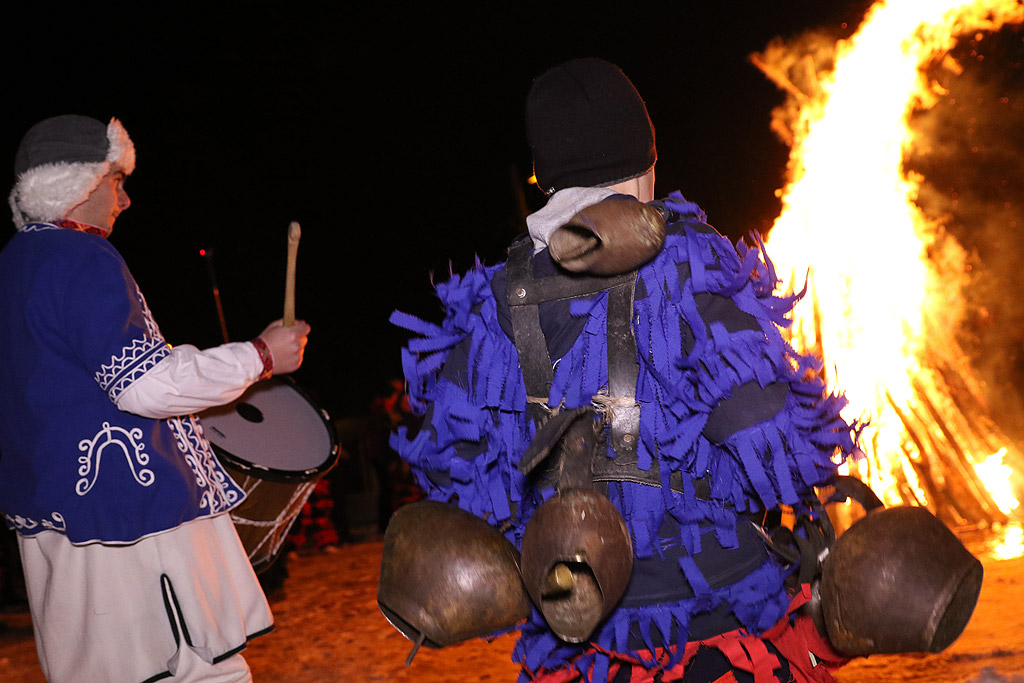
xmin=511 ymin=557 xmax=790 ymax=682
xmin=391 ymin=195 xmax=858 ymax=676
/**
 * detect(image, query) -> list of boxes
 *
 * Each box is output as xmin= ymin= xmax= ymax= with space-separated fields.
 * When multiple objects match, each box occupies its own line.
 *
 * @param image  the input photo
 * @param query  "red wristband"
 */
xmin=252 ymin=337 xmax=274 ymax=380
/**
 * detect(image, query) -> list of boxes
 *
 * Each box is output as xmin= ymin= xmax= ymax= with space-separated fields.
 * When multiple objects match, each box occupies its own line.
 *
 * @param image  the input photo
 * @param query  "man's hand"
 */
xmin=257 ymin=319 xmax=311 ymax=375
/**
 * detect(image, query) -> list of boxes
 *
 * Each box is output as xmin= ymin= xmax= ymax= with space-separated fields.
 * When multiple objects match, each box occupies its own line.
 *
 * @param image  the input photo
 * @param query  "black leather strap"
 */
xmin=506 ymin=236 xmax=712 ymax=500
xmin=605 ymin=279 xmax=640 ymax=457
xmin=514 ymin=270 xmax=635 ymax=304
xmin=506 ymin=237 xmax=555 ymax=427
xmin=591 ymin=266 xmax=711 ymax=499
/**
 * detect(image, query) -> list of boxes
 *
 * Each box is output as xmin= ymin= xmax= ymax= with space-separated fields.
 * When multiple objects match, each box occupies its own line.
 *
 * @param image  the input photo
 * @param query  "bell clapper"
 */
xmin=404 ymin=631 xmax=426 ymax=667
xmin=542 ymin=562 xmax=576 ymax=597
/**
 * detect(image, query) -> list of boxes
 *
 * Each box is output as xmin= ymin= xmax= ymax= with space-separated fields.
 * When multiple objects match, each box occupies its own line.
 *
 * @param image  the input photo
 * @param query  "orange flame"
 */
xmin=973 ymin=448 xmax=1020 ymax=514
xmin=992 ymin=522 xmax=1024 ymax=560
xmin=761 ymin=1 xmax=1024 ymax=525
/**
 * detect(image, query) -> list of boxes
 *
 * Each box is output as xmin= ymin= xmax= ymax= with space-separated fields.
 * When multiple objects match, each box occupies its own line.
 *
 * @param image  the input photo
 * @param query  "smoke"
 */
xmin=907 ymin=25 xmax=1024 ymax=442
xmin=962 ymin=667 xmax=1024 ymax=683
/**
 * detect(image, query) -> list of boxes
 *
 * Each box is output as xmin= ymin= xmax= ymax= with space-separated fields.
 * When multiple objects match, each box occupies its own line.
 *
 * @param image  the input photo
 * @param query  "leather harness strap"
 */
xmin=506 ymin=236 xmax=555 ymax=428
xmin=506 ymin=235 xmax=710 ymax=499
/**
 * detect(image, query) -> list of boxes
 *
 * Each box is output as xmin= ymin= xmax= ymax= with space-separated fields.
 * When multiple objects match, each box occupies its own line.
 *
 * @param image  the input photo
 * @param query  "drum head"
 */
xmin=200 ymin=378 xmax=338 ymax=482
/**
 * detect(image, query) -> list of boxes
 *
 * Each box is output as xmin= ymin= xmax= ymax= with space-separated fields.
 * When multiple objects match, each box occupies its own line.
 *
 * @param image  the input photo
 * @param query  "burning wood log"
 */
xmin=886 ymin=392 xmax=955 ymax=516
xmin=912 ymin=378 xmax=1009 ymax=526
xmin=748 ymin=53 xmax=811 ymax=103
xmin=926 ymin=349 xmax=1024 ymax=475
xmin=887 ymin=390 xmax=981 ymax=525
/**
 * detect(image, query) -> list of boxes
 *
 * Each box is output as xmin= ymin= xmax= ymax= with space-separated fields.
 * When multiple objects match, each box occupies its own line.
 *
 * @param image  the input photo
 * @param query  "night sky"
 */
xmin=6 ymin=0 xmax=1020 ymax=423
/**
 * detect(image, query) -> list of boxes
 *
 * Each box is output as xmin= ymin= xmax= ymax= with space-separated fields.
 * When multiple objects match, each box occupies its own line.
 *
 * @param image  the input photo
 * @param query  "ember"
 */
xmin=752 ymin=0 xmax=1024 ymax=547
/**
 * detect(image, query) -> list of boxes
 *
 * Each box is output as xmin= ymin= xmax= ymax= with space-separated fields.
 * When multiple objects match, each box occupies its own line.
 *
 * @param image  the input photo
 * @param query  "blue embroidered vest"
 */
xmin=0 ymin=224 xmax=244 ymax=543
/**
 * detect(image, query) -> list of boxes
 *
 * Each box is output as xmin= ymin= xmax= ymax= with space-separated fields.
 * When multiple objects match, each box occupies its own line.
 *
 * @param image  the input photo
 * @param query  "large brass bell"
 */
xmin=549 ymin=197 xmax=666 ymax=275
xmin=377 ymin=500 xmax=531 ymax=663
xmin=820 ymin=505 xmax=983 ymax=655
xmin=519 ymin=487 xmax=633 ymax=643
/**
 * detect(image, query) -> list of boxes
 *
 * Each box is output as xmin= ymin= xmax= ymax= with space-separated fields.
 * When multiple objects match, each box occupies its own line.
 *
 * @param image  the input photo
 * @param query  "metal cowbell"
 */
xmin=377 ymin=500 xmax=531 ymax=663
xmin=519 ymin=487 xmax=634 ymax=643
xmin=549 ymin=198 xmax=666 ymax=276
xmin=820 ymin=505 xmax=983 ymax=656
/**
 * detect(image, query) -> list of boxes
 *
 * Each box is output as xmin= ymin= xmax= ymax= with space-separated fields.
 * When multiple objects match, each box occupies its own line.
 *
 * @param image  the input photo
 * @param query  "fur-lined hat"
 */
xmin=9 ymin=115 xmax=135 ymax=227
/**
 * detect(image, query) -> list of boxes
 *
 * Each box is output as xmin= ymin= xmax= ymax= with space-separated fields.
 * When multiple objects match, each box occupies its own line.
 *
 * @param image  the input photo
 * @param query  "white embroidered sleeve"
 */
xmin=114 ymin=342 xmax=264 ymax=419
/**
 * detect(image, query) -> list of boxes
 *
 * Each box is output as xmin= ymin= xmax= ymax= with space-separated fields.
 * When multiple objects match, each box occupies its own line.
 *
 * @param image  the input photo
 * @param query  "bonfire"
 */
xmin=751 ymin=0 xmax=1024 ymax=558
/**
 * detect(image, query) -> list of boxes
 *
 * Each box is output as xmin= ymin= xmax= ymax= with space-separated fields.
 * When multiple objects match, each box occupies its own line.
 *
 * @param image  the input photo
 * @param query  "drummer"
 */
xmin=0 ymin=115 xmax=310 ymax=682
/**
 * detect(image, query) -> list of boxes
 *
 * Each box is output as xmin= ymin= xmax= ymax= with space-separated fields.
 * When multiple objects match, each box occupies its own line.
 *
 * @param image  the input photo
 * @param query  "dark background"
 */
xmin=3 ymin=1 xmax=1020 ymax=424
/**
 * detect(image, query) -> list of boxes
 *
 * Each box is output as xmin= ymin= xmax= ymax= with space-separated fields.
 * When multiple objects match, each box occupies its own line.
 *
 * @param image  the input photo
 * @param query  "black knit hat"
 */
xmin=14 ymin=115 xmax=111 ymax=176
xmin=526 ymin=58 xmax=656 ymax=195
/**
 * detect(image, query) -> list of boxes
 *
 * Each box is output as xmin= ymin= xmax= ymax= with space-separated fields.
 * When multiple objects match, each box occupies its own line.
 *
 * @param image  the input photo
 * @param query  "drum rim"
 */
xmin=203 ymin=376 xmax=340 ymax=483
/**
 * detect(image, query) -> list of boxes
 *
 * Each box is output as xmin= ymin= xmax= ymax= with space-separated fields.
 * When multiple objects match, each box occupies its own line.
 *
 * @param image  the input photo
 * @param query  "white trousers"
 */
xmin=18 ymin=514 xmax=273 ymax=683
xmin=172 ymin=648 xmax=252 ymax=683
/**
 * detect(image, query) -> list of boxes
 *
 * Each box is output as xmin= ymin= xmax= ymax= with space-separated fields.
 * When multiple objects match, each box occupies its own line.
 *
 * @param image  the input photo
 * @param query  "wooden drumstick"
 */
xmin=284 ymin=221 xmax=301 ymax=326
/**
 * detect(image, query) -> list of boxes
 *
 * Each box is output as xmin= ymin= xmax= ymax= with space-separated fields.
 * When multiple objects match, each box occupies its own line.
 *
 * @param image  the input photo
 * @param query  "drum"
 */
xmin=200 ymin=378 xmax=339 ymax=572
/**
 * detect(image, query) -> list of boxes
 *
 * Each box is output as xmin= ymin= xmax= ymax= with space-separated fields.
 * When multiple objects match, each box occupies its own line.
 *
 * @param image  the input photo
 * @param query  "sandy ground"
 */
xmin=1 ymin=534 xmax=1022 ymax=683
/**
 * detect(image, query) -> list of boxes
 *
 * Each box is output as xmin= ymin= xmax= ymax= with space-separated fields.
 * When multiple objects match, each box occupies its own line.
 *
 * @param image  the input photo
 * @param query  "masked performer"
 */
xmin=389 ymin=59 xmax=859 ymax=682
xmin=0 ymin=115 xmax=310 ymax=682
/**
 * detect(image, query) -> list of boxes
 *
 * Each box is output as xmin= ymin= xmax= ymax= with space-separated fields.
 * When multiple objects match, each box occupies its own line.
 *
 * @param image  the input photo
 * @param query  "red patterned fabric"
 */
xmin=285 ymin=479 xmax=339 ymax=550
xmin=758 ymin=585 xmax=849 ymax=683
xmin=55 ymin=218 xmax=111 ymax=239
xmin=250 ymin=336 xmax=274 ymax=380
xmin=526 ymin=587 xmax=848 ymax=683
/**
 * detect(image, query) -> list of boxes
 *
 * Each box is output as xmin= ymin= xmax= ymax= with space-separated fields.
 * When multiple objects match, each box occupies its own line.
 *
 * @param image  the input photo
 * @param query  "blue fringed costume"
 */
xmin=392 ymin=191 xmax=857 ymax=682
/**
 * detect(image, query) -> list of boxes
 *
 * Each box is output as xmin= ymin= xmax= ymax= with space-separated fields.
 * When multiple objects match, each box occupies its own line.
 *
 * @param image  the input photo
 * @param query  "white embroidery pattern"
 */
xmin=94 ymin=281 xmax=168 ymax=400
xmin=4 ymin=511 xmax=66 ymax=533
xmin=76 ymin=422 xmax=155 ymax=495
xmin=133 ymin=281 xmax=163 ymax=340
xmin=18 ymin=222 xmax=59 ymax=233
xmin=95 ymin=338 xmax=170 ymax=400
xmin=167 ymin=415 xmax=241 ymax=514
